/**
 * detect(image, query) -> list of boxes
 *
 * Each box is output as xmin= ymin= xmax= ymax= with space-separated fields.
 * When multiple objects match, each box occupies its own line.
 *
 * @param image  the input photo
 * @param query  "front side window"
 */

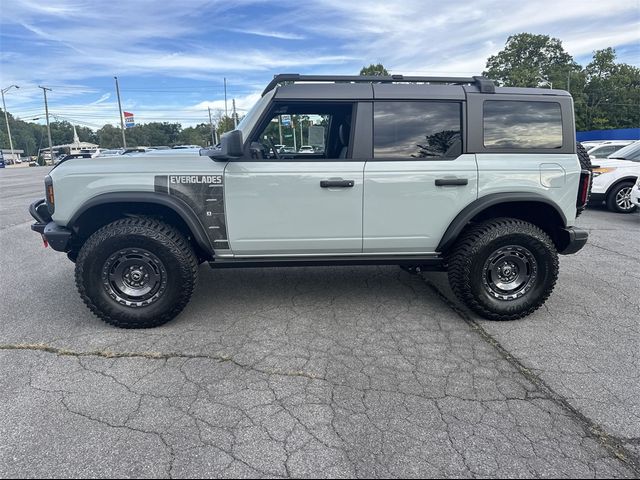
xmin=251 ymin=102 xmax=353 ymax=160
xmin=374 ymin=101 xmax=462 ymax=159
xmin=483 ymin=100 xmax=563 ymax=149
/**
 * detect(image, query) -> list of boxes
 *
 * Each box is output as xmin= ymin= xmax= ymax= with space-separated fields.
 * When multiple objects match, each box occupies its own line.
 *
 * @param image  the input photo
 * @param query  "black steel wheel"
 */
xmin=448 ymin=218 xmax=558 ymax=321
xmin=482 ymin=245 xmax=538 ymax=301
xmin=102 ymin=248 xmax=168 ymax=308
xmin=75 ymin=218 xmax=198 ymax=328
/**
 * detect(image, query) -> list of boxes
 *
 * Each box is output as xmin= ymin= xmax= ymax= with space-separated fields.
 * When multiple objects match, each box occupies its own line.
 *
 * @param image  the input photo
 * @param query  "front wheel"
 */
xmin=606 ymin=181 xmax=637 ymax=213
xmin=447 ymin=218 xmax=559 ymax=321
xmin=75 ymin=218 xmax=198 ymax=328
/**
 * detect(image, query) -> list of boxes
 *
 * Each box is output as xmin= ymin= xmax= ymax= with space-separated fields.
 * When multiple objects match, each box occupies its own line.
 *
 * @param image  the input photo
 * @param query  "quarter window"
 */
xmin=374 ymin=102 xmax=462 ymax=159
xmin=483 ymin=101 xmax=563 ymax=149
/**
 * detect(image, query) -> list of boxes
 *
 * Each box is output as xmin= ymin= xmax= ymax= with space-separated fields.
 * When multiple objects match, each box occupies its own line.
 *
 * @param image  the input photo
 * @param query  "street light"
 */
xmin=1 ymin=84 xmax=20 ymax=162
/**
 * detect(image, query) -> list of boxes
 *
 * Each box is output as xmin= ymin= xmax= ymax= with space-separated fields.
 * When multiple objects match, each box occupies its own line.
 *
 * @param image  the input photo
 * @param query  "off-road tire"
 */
xmin=75 ymin=218 xmax=198 ymax=328
xmin=606 ymin=181 xmax=637 ymax=214
xmin=576 ymin=142 xmax=592 ymax=217
xmin=448 ymin=218 xmax=559 ymax=321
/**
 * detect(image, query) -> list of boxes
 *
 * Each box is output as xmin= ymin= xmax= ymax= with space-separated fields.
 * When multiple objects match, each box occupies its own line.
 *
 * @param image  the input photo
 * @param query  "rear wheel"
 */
xmin=606 ymin=181 xmax=637 ymax=213
xmin=448 ymin=218 xmax=558 ymax=321
xmin=75 ymin=218 xmax=198 ymax=328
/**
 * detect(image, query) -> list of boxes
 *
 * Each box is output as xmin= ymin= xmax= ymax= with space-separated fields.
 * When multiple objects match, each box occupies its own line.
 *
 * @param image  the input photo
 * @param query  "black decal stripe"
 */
xmin=158 ymin=173 xmax=229 ymax=251
xmin=154 ymin=175 xmax=169 ymax=194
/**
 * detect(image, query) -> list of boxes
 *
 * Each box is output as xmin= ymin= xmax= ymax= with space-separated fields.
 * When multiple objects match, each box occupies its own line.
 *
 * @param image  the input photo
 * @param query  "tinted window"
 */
xmin=483 ymin=101 xmax=562 ymax=149
xmin=374 ymin=102 xmax=462 ymax=159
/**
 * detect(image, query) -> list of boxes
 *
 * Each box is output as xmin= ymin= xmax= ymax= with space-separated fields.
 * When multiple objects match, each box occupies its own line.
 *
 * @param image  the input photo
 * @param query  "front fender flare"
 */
xmin=66 ymin=192 xmax=214 ymax=256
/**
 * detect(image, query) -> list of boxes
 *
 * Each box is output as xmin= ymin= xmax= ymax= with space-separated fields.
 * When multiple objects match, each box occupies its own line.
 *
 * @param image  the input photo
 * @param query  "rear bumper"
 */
xmin=557 ymin=227 xmax=588 ymax=255
xmin=30 ymin=199 xmax=72 ymax=252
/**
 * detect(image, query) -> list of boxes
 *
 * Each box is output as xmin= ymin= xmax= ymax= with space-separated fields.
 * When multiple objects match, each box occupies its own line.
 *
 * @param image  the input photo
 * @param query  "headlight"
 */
xmin=592 ymin=167 xmax=617 ymax=177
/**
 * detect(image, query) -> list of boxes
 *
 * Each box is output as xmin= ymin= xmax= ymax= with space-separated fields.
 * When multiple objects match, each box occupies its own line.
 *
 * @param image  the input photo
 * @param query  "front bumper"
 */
xmin=557 ymin=227 xmax=588 ymax=255
xmin=30 ymin=199 xmax=72 ymax=252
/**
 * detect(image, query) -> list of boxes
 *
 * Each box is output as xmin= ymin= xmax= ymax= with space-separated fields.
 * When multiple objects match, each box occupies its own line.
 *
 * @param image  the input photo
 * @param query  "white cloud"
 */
xmin=1 ymin=0 xmax=638 ymax=130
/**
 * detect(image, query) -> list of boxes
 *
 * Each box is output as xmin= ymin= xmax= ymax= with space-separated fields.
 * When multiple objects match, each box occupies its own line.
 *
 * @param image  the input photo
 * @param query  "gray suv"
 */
xmin=30 ymin=74 xmax=591 ymax=328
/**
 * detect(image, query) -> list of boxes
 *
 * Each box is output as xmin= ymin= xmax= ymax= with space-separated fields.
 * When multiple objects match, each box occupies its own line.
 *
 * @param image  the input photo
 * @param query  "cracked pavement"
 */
xmin=1 ymin=167 xmax=638 ymax=478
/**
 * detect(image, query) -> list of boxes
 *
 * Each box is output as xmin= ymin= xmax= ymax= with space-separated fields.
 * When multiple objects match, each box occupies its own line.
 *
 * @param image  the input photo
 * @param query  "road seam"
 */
xmin=421 ymin=276 xmax=640 ymax=476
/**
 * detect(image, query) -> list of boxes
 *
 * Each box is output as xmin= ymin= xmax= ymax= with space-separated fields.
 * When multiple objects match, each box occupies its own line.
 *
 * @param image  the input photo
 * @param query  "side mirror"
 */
xmin=224 ymin=130 xmax=244 ymax=157
xmin=200 ymin=130 xmax=243 ymax=160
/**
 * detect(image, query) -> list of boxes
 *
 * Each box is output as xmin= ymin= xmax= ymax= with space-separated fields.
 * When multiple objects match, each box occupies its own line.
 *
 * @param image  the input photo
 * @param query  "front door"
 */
xmin=225 ymin=102 xmax=364 ymax=256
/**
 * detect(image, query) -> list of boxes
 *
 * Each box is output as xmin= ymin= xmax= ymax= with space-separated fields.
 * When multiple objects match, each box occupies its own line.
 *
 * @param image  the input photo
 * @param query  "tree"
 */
xmin=582 ymin=48 xmax=640 ymax=130
xmin=360 ymin=63 xmax=389 ymax=76
xmin=96 ymin=124 xmax=123 ymax=148
xmin=179 ymin=123 xmax=211 ymax=146
xmin=484 ymin=33 xmax=581 ymax=89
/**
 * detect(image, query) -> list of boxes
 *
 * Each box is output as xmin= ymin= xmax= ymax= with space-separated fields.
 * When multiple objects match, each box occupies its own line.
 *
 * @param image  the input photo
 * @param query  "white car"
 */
xmin=586 ymin=140 xmax=634 ymax=159
xmin=590 ymin=141 xmax=640 ymax=213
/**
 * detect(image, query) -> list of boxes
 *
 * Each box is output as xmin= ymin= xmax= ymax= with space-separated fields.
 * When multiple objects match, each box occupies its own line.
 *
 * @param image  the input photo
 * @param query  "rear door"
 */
xmin=363 ymin=86 xmax=478 ymax=253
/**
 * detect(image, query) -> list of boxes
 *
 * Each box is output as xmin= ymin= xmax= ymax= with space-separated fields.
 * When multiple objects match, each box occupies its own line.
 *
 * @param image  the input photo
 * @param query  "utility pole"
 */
xmin=293 ymin=117 xmax=297 ymax=151
xmin=232 ymin=99 xmax=237 ymax=128
xmin=224 ymin=77 xmax=228 ymax=120
xmin=299 ymin=118 xmax=303 ymax=147
xmin=207 ymin=106 xmax=216 ymax=146
xmin=114 ymin=76 xmax=127 ymax=148
xmin=38 ymin=86 xmax=54 ymax=164
xmin=278 ymin=115 xmax=283 ymax=145
xmin=1 ymin=84 xmax=19 ymax=162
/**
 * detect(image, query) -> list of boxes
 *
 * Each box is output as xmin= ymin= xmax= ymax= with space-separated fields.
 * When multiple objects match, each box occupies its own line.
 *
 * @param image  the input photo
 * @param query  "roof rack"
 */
xmin=262 ymin=74 xmax=496 ymax=96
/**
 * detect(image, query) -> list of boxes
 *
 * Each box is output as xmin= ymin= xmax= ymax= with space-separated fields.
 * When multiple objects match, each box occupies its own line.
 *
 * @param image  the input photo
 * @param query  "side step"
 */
xmin=208 ymin=254 xmax=446 ymax=271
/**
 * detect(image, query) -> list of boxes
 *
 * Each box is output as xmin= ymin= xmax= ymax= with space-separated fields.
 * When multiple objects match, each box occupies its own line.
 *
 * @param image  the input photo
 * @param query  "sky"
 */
xmin=1 ymin=0 xmax=639 ymax=130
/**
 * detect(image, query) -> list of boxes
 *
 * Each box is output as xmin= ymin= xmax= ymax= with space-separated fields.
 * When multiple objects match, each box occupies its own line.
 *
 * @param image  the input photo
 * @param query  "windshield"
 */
xmin=235 ymin=90 xmax=275 ymax=141
xmin=608 ymin=141 xmax=640 ymax=161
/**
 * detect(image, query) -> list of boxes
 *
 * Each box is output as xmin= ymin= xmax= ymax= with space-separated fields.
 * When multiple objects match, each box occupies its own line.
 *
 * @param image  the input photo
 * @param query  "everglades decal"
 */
xmin=170 ymin=175 xmax=222 ymax=185
xmin=154 ymin=175 xmax=229 ymax=250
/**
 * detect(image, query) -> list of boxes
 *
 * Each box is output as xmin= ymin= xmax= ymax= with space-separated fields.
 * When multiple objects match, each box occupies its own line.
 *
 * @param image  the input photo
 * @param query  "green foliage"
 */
xmin=485 ymin=35 xmax=639 ymax=131
xmin=360 ymin=63 xmax=389 ymax=76
xmin=484 ymin=33 xmax=581 ymax=88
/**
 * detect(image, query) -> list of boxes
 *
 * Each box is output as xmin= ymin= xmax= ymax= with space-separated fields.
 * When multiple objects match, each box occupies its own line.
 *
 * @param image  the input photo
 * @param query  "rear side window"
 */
xmin=483 ymin=100 xmax=562 ymax=149
xmin=374 ymin=102 xmax=462 ymax=159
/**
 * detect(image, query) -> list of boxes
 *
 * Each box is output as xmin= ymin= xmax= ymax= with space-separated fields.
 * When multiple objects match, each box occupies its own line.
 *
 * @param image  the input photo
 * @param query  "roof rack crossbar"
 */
xmin=262 ymin=74 xmax=495 ymax=95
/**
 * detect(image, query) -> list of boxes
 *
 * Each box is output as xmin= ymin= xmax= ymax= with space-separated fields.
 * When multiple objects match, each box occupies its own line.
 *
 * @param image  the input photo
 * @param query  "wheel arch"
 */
xmin=437 ymin=193 xmax=568 ymax=253
xmin=65 ymin=192 xmax=214 ymax=261
xmin=605 ymin=176 xmax=637 ymax=198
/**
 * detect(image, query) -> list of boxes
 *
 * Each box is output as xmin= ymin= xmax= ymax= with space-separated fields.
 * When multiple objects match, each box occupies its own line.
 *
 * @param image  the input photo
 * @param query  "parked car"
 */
xmin=585 ymin=140 xmax=634 ymax=159
xmin=590 ymin=141 xmax=640 ymax=213
xmin=298 ymin=145 xmax=315 ymax=153
xmin=30 ymin=73 xmax=591 ymax=328
xmin=97 ymin=149 xmax=123 ymax=157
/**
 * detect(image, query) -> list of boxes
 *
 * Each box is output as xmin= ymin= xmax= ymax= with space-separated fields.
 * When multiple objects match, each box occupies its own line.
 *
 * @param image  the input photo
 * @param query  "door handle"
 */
xmin=320 ymin=179 xmax=355 ymax=188
xmin=435 ymin=178 xmax=468 ymax=186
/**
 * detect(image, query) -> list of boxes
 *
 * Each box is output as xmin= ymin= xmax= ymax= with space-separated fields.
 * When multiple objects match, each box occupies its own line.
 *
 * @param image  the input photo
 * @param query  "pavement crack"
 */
xmin=0 ymin=342 xmax=324 ymax=381
xmin=421 ymin=276 xmax=640 ymax=477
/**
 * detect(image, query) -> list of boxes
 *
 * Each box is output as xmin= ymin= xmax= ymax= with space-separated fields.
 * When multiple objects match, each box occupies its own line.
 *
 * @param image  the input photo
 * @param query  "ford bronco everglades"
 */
xmin=30 ymin=74 xmax=592 ymax=328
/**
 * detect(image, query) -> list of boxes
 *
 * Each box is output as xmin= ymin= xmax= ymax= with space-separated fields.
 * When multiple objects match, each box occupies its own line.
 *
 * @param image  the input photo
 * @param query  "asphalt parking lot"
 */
xmin=1 ymin=167 xmax=638 ymax=478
